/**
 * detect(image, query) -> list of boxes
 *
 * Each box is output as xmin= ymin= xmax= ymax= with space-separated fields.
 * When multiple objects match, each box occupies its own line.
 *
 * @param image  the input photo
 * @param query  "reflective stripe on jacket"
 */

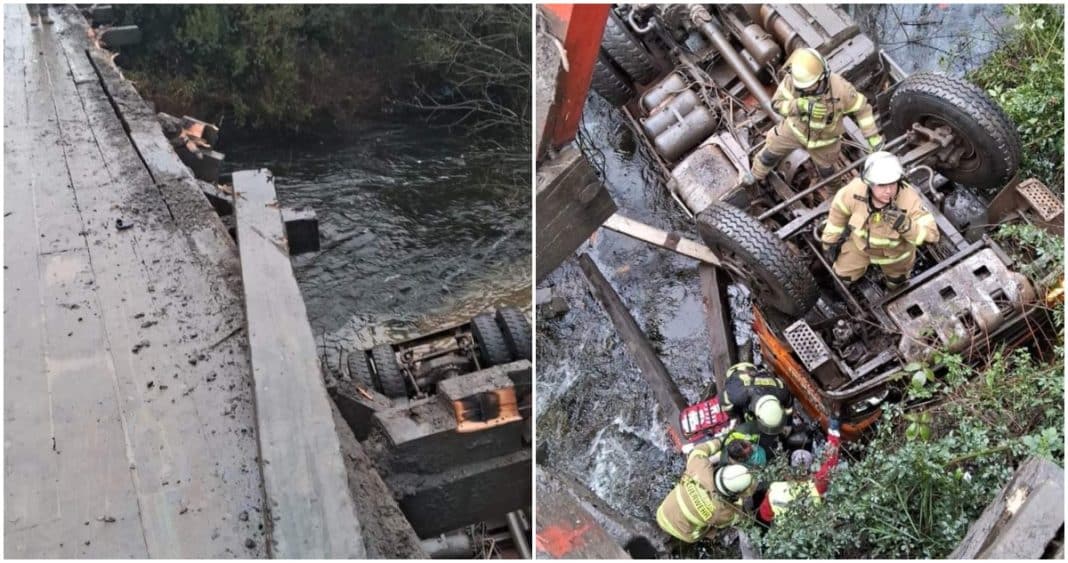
xmin=721 ymin=363 xmax=794 ymax=419
xmin=821 ymin=177 xmax=940 ymax=259
xmin=771 ymin=73 xmax=879 ymax=148
xmin=655 ymin=440 xmax=745 ymax=542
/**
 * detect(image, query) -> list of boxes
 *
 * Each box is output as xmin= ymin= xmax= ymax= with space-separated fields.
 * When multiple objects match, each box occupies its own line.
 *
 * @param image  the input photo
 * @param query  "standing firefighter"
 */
xmin=721 ymin=362 xmax=794 ymax=436
xmin=741 ymin=48 xmax=883 ymax=186
xmin=820 ymin=151 xmax=939 ymax=289
xmin=656 ymin=440 xmax=756 ymax=543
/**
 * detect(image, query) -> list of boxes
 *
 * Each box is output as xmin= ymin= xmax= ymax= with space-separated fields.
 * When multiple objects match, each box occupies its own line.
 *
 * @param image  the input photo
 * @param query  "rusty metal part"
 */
xmin=885 ymin=248 xmax=1037 ymax=362
xmin=784 ymin=319 xmax=850 ymax=389
xmin=669 ymin=140 xmax=739 ymax=213
xmin=988 ymin=177 xmax=1064 ymax=236
xmin=753 ymin=307 xmax=880 ymax=437
xmin=451 ymin=387 xmax=522 ymax=434
xmin=689 ymin=5 xmax=780 ymax=122
xmin=739 ymin=23 xmax=781 ymax=67
xmin=752 ymin=5 xmax=804 ymax=53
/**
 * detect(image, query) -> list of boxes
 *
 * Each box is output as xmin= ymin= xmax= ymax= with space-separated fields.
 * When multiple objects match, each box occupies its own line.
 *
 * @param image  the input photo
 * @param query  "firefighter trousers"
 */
xmin=833 ymin=240 xmax=917 ymax=282
xmin=752 ymin=124 xmax=841 ymax=180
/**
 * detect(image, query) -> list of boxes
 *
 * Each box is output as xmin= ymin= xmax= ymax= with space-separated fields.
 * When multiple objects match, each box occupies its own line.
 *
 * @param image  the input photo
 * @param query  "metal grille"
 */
xmin=1017 ymin=178 xmax=1063 ymax=222
xmin=784 ymin=320 xmax=831 ymax=371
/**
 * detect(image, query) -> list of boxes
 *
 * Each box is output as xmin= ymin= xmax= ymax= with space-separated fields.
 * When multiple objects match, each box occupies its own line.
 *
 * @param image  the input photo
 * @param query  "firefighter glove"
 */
xmin=797 ymin=97 xmax=828 ymax=121
xmin=867 ymin=134 xmax=884 ymax=151
xmin=883 ymin=206 xmax=911 ymax=234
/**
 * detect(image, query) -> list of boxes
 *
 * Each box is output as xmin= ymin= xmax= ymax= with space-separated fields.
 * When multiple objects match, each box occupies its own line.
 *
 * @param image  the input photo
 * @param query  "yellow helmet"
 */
xmin=789 ymin=47 xmax=828 ymax=91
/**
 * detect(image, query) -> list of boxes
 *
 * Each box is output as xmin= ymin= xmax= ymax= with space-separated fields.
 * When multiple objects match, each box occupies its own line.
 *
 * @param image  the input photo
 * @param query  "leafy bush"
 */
xmin=970 ymin=5 xmax=1064 ymax=193
xmin=745 ymin=330 xmax=1063 ymax=558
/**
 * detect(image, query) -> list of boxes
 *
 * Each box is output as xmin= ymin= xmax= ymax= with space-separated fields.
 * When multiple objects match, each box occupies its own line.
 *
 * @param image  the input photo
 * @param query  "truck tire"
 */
xmin=601 ymin=12 xmax=657 ymax=85
xmin=590 ymin=53 xmax=634 ymax=106
xmin=347 ymin=350 xmax=376 ymax=391
xmin=696 ymin=202 xmax=818 ymax=317
xmin=471 ymin=313 xmax=513 ymax=367
xmin=371 ymin=344 xmax=407 ymax=399
xmin=495 ymin=307 xmax=531 ymax=361
xmin=888 ymin=72 xmax=1021 ymax=190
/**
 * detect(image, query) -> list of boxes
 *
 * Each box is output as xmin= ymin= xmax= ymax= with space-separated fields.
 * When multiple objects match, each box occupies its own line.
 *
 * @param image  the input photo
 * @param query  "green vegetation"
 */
xmin=745 ymin=338 xmax=1063 ymax=558
xmin=970 ymin=4 xmax=1064 ymax=193
xmin=116 ymin=5 xmax=530 ymax=138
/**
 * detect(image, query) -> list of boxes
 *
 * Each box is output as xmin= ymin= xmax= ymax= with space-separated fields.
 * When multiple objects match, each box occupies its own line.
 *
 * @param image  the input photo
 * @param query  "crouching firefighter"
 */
xmin=820 ymin=151 xmax=939 ymax=289
xmin=656 ymin=440 xmax=756 ymax=543
xmin=721 ymin=362 xmax=794 ymax=436
xmin=757 ymin=416 xmax=843 ymax=524
xmin=741 ymin=47 xmax=882 ymax=187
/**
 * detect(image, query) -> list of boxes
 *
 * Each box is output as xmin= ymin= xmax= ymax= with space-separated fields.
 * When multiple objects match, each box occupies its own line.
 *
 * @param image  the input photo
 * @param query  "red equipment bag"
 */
xmin=679 ymin=395 xmax=732 ymax=445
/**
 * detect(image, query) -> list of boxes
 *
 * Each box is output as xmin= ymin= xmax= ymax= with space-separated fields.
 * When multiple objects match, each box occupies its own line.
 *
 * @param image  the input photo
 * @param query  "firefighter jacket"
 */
xmin=655 ymin=440 xmax=752 ymax=543
xmin=771 ymin=73 xmax=878 ymax=149
xmin=820 ymin=178 xmax=940 ymax=264
xmin=720 ymin=363 xmax=794 ymax=421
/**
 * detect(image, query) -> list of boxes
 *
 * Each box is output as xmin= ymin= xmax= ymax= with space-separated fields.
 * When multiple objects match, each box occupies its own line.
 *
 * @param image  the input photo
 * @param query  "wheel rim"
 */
xmin=716 ymin=247 xmax=782 ymax=311
xmin=916 ymin=114 xmax=981 ymax=174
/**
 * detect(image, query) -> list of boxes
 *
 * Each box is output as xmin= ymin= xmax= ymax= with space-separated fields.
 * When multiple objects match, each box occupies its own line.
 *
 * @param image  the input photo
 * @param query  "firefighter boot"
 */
xmin=885 ymin=274 xmax=908 ymax=291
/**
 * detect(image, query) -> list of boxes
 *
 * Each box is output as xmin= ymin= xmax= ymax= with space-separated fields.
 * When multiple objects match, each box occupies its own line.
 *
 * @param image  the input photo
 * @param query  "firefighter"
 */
xmin=741 ymin=47 xmax=883 ymax=187
xmin=757 ymin=417 xmax=842 ymax=524
xmin=656 ymin=440 xmax=756 ymax=543
xmin=820 ymin=151 xmax=939 ymax=289
xmin=720 ymin=362 xmax=794 ymax=436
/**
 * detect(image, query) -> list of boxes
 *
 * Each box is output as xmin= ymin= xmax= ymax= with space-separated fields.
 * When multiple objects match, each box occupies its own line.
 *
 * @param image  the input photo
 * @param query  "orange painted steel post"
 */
xmin=541 ymin=4 xmax=611 ymax=149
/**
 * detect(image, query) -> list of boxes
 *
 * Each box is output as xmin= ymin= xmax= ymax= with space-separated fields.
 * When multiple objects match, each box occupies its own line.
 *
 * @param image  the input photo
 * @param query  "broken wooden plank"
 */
xmin=577 ymin=253 xmax=686 ymax=443
xmin=536 ymin=144 xmax=616 ymax=282
xmin=951 ymin=456 xmax=1065 ymax=559
xmin=602 ymin=213 xmax=722 ymax=265
xmin=699 ymin=264 xmax=737 ymax=395
xmin=233 ymin=169 xmax=366 ymax=558
xmin=99 ymin=25 xmax=142 ymax=48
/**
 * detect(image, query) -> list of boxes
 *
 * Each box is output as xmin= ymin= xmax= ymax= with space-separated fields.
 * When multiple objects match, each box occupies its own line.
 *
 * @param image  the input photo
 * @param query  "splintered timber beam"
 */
xmin=601 ymin=213 xmax=722 ymax=265
xmin=577 ymin=253 xmax=686 ymax=443
xmin=233 ymin=169 xmax=366 ymax=558
xmin=698 ymin=264 xmax=737 ymax=396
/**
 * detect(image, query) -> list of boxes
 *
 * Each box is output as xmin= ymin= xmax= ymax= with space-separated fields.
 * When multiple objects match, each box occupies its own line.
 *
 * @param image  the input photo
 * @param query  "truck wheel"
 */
xmin=495 ymin=307 xmax=531 ymax=361
xmin=347 ymin=350 xmax=376 ymax=391
xmin=696 ymin=202 xmax=818 ymax=317
xmin=471 ymin=313 xmax=513 ymax=367
xmin=888 ymin=72 xmax=1021 ymax=190
xmin=601 ymin=12 xmax=657 ymax=85
xmin=371 ymin=344 xmax=407 ymax=399
xmin=590 ymin=53 xmax=634 ymax=106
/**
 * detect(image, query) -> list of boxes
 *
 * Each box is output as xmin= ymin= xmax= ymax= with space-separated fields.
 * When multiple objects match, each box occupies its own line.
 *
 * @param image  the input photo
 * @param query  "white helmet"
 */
xmin=714 ymin=464 xmax=754 ymax=498
xmin=753 ymin=395 xmax=786 ymax=435
xmin=862 ymin=151 xmax=905 ymax=186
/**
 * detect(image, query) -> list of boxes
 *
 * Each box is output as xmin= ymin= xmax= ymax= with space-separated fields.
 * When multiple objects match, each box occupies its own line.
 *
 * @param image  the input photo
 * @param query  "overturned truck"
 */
xmin=590 ymin=4 xmax=1062 ymax=435
xmin=331 ymin=308 xmax=533 ymax=558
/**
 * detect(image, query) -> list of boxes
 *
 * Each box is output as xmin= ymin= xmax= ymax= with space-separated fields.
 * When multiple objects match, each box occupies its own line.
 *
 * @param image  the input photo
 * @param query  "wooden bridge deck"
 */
xmin=4 ymin=6 xmax=268 ymax=557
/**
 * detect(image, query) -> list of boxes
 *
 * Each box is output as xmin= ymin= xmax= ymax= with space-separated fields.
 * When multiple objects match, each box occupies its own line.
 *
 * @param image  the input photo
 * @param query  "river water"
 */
xmin=535 ymin=3 xmax=1014 ymax=543
xmin=224 ymin=121 xmax=531 ymax=369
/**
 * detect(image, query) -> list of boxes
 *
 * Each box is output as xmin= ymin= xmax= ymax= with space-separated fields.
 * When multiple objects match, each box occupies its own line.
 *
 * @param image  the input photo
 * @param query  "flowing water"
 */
xmin=536 ymin=3 xmax=1013 ymax=535
xmin=223 ymin=121 xmax=531 ymax=368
